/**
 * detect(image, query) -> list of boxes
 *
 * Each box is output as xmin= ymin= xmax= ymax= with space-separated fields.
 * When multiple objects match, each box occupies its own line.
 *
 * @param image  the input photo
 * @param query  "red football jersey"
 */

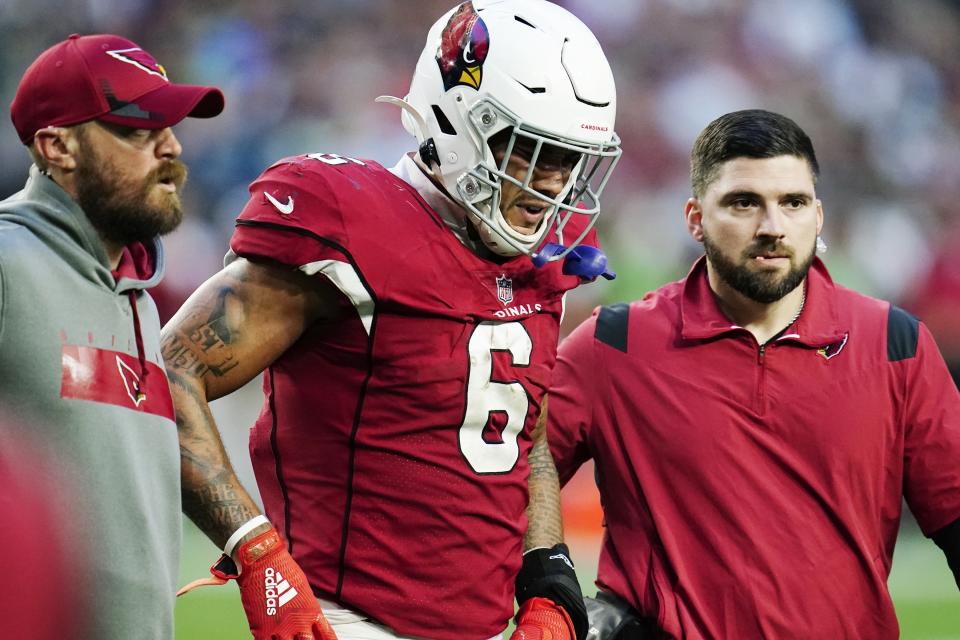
xmin=230 ymin=153 xmax=595 ymax=638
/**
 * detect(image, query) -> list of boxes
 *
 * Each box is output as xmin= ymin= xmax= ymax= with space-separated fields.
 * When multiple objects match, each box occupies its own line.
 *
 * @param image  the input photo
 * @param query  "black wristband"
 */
xmin=515 ymin=543 xmax=588 ymax=640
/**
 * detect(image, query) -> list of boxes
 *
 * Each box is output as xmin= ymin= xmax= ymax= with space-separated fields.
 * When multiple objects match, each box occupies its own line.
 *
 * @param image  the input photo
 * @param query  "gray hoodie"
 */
xmin=0 ymin=166 xmax=180 ymax=639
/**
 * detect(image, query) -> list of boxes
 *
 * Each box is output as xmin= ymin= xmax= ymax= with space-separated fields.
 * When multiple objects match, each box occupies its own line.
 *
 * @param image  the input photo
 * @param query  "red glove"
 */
xmin=510 ymin=597 xmax=575 ymax=640
xmin=178 ymin=528 xmax=337 ymax=640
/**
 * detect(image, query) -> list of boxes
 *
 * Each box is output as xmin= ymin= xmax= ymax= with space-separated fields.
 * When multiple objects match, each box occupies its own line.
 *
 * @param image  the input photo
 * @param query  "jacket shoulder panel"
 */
xmin=595 ymin=302 xmax=630 ymax=353
xmin=887 ymin=304 xmax=920 ymax=362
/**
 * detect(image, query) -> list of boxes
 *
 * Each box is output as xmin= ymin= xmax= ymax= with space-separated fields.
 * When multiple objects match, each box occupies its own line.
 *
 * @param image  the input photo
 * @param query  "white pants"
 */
xmin=320 ymin=599 xmax=504 ymax=640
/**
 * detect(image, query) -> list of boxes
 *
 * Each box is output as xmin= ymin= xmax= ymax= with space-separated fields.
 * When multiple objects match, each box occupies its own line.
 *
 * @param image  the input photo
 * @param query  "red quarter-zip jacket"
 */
xmin=549 ymin=256 xmax=960 ymax=639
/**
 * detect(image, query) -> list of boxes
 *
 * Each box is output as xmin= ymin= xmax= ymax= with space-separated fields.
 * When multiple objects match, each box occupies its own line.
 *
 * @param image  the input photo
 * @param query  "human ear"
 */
xmin=33 ymin=127 xmax=79 ymax=172
xmin=684 ymin=197 xmax=704 ymax=243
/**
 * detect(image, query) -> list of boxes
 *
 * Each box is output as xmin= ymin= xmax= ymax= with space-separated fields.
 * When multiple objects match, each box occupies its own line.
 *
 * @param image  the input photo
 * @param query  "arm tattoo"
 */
xmin=166 ymin=332 xmax=262 ymax=549
xmin=524 ymin=399 xmax=564 ymax=550
xmin=161 ymin=288 xmax=240 ymax=379
xmin=180 ymin=461 xmax=258 ymax=543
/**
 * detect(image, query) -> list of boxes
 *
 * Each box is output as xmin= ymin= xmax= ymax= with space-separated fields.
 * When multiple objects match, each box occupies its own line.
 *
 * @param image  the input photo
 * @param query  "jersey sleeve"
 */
xmin=548 ymin=308 xmax=601 ymax=486
xmin=902 ymin=322 xmax=960 ymax=536
xmin=229 ymin=157 xmax=351 ymax=269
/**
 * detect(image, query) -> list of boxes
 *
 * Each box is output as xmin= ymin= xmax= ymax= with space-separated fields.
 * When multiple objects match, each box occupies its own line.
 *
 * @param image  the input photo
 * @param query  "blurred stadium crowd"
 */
xmin=3 ymin=0 xmax=960 ymax=382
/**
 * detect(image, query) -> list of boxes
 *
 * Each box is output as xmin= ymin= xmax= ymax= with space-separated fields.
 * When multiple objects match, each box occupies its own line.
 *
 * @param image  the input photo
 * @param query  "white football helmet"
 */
xmin=378 ymin=0 xmax=621 ymax=260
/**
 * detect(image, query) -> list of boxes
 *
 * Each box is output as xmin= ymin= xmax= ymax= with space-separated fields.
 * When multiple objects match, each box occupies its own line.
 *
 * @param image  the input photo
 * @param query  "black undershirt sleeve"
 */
xmin=931 ymin=517 xmax=960 ymax=590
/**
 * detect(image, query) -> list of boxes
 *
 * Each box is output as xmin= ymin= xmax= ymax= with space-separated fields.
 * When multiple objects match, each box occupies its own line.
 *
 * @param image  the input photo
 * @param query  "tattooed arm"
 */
xmin=161 ymin=256 xmax=341 ymax=550
xmin=524 ymin=395 xmax=564 ymax=551
xmin=514 ymin=394 xmax=589 ymax=639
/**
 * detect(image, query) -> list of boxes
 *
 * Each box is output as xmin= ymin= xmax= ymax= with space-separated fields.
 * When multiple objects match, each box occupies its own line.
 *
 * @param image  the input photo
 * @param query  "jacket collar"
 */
xmin=680 ymin=255 xmax=847 ymax=347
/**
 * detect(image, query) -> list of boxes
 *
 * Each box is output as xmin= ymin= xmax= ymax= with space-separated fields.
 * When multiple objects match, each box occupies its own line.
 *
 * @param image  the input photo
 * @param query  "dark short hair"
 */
xmin=690 ymin=109 xmax=819 ymax=197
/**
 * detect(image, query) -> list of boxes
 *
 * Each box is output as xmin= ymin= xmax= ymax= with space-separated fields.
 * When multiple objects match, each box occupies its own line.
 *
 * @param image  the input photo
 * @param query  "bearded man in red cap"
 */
xmin=0 ymin=34 xmax=223 ymax=639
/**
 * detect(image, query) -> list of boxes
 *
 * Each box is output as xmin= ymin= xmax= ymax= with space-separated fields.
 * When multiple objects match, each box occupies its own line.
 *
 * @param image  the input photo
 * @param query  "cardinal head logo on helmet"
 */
xmin=436 ymin=1 xmax=490 ymax=90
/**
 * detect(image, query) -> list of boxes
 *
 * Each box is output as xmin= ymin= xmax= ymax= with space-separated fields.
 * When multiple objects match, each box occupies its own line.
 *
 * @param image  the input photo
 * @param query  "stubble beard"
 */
xmin=74 ymin=145 xmax=188 ymax=248
xmin=703 ymin=232 xmax=816 ymax=304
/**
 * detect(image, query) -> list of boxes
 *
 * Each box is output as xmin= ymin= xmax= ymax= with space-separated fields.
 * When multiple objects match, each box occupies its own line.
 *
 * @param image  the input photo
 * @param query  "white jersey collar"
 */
xmin=389 ymin=154 xmax=479 ymax=251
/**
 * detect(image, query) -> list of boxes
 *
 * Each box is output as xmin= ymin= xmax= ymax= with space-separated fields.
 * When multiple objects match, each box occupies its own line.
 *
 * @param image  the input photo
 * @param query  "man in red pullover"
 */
xmin=548 ymin=109 xmax=960 ymax=639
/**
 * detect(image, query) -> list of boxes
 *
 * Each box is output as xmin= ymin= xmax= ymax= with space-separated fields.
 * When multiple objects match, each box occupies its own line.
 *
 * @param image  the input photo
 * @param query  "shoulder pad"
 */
xmin=259 ymin=152 xmax=387 ymax=184
xmin=887 ymin=304 xmax=919 ymax=362
xmin=595 ymin=303 xmax=630 ymax=353
xmin=238 ymin=153 xmax=391 ymax=232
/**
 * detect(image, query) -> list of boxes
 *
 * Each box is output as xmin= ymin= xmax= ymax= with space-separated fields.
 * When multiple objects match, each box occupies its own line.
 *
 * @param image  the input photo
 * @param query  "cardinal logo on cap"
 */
xmin=106 ymin=47 xmax=168 ymax=80
xmin=436 ymin=1 xmax=489 ymax=91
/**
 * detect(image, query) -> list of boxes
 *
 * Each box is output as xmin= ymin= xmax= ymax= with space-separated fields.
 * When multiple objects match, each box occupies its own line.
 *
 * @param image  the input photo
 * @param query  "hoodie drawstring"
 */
xmin=126 ymin=290 xmax=148 ymax=403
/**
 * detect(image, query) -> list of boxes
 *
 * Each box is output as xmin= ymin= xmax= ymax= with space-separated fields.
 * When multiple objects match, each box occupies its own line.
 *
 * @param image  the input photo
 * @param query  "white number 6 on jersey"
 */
xmin=459 ymin=322 xmax=532 ymax=474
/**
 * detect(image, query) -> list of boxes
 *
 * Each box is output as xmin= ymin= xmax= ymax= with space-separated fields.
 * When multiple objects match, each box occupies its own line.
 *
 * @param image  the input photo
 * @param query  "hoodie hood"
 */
xmin=0 ymin=165 xmax=164 ymax=293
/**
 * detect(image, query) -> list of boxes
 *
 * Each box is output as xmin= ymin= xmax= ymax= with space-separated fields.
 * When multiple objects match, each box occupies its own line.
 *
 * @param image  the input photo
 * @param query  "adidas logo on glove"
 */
xmin=264 ymin=566 xmax=299 ymax=615
xmin=177 ymin=525 xmax=336 ymax=638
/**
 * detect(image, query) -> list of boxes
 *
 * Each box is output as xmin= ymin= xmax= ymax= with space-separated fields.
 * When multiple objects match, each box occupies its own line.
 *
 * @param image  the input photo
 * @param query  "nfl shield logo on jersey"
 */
xmin=496 ymin=274 xmax=513 ymax=305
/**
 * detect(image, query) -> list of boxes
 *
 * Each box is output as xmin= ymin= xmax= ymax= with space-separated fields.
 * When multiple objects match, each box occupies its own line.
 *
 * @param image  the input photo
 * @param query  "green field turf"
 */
xmin=175 ymin=523 xmax=960 ymax=639
xmin=887 ymin=535 xmax=960 ymax=639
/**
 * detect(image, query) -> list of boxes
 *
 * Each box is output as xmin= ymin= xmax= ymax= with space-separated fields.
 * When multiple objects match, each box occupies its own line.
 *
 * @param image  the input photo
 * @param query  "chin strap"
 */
xmin=417 ymin=138 xmax=441 ymax=168
xmin=532 ymin=243 xmax=616 ymax=282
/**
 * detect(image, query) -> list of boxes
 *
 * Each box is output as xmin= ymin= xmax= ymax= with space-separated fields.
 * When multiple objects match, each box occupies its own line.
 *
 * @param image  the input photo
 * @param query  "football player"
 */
xmin=166 ymin=2 xmax=620 ymax=639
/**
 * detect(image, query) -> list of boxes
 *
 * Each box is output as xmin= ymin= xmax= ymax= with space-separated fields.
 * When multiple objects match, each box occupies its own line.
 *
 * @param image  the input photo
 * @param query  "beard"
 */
xmin=74 ymin=145 xmax=188 ymax=248
xmin=703 ymin=232 xmax=816 ymax=303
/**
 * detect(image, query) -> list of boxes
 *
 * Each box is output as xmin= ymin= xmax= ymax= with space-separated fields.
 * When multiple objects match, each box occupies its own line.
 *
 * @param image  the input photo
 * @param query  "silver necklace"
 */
xmin=787 ymin=287 xmax=806 ymax=327
xmin=760 ymin=287 xmax=806 ymax=347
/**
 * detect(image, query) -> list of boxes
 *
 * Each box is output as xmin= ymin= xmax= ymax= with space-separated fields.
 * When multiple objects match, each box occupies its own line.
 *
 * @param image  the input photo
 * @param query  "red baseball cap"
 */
xmin=10 ymin=33 xmax=224 ymax=144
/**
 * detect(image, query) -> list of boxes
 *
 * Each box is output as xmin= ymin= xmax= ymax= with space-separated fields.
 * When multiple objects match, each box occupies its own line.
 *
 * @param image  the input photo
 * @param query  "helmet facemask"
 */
xmin=454 ymin=96 xmax=621 ymax=259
